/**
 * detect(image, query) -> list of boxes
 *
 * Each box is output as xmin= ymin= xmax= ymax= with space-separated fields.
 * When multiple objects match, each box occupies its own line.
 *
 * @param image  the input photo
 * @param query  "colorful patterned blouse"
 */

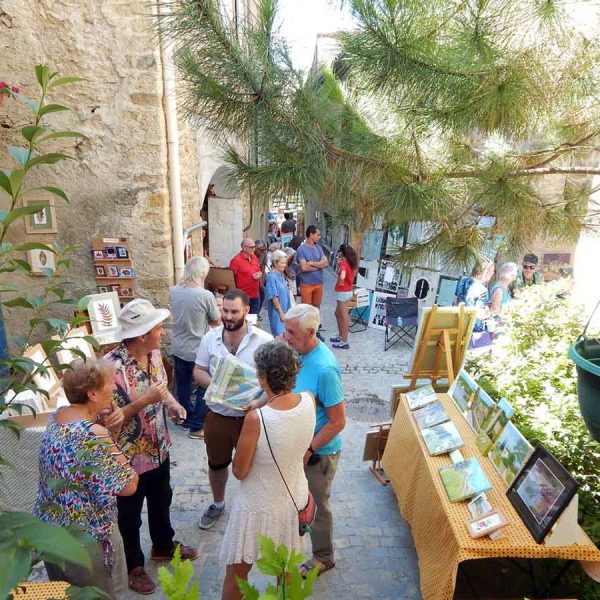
xmin=34 ymin=417 xmax=134 ymax=567
xmin=105 ymin=344 xmax=171 ymax=475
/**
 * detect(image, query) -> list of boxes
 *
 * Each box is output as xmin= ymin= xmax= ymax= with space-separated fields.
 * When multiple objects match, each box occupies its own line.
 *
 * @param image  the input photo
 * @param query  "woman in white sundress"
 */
xmin=220 ymin=341 xmax=316 ymax=600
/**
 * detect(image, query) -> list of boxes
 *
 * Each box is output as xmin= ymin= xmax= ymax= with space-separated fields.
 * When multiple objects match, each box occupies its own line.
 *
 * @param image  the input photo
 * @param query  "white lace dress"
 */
xmin=220 ymin=392 xmax=316 ymax=565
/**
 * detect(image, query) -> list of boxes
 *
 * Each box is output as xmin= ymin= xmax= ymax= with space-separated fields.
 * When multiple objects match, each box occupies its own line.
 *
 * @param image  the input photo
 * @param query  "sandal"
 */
xmin=128 ymin=567 xmax=156 ymax=595
xmin=299 ymin=558 xmax=335 ymax=578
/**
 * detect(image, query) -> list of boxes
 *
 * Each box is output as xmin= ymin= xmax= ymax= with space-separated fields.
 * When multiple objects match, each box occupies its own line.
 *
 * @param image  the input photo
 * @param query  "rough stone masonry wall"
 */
xmin=0 ymin=0 xmax=201 ymax=345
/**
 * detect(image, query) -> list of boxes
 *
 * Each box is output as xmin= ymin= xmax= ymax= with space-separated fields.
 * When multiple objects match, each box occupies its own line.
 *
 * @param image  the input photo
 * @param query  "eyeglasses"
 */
xmin=244 ymin=245 xmax=256 ymax=249
xmin=522 ymin=265 xmax=536 ymax=270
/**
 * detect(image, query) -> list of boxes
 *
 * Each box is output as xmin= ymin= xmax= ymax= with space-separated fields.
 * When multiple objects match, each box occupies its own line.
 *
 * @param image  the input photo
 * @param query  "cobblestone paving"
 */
xmin=123 ymin=272 xmax=421 ymax=599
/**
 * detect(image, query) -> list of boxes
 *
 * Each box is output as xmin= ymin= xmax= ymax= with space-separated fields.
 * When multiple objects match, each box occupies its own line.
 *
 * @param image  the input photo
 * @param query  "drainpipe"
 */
xmin=158 ymin=1 xmax=185 ymax=283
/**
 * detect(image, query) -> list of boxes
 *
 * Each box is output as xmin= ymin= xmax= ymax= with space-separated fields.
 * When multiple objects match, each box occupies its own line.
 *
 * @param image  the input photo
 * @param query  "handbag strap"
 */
xmin=258 ymin=408 xmax=300 ymax=512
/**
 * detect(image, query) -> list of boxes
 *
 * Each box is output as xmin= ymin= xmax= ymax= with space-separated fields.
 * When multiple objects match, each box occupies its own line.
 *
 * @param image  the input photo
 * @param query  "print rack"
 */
xmin=90 ymin=236 xmax=135 ymax=303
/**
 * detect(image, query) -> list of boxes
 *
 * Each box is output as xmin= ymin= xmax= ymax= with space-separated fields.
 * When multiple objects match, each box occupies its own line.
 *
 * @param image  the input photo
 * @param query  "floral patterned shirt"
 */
xmin=34 ymin=417 xmax=134 ymax=567
xmin=105 ymin=343 xmax=171 ymax=475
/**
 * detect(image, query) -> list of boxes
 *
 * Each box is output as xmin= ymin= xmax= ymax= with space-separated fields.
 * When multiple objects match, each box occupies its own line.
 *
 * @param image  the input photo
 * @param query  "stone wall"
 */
xmin=0 ymin=0 xmax=205 ymax=344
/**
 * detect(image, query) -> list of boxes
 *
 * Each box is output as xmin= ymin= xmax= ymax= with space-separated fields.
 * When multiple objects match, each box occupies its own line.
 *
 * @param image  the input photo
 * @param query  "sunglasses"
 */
xmin=244 ymin=245 xmax=256 ymax=249
xmin=522 ymin=265 xmax=536 ymax=270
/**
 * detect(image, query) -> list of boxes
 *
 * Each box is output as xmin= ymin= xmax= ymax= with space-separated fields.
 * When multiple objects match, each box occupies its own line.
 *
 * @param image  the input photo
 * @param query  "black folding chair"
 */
xmin=384 ymin=296 xmax=419 ymax=351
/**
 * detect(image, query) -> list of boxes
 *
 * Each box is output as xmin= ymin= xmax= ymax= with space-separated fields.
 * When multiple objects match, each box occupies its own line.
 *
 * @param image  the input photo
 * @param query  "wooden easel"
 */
xmin=363 ymin=422 xmax=391 ymax=485
xmin=404 ymin=304 xmax=476 ymax=391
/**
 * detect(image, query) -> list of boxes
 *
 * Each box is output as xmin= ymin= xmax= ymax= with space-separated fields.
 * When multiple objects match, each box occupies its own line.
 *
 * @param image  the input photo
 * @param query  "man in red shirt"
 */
xmin=229 ymin=238 xmax=263 ymax=314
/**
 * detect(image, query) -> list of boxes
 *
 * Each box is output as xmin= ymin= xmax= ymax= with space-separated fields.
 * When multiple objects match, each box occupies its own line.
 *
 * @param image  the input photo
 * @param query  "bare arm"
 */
xmin=489 ymin=288 xmax=503 ymax=314
xmin=232 ymin=410 xmax=260 ymax=480
xmin=311 ymin=402 xmax=346 ymax=450
xmin=194 ymin=364 xmax=212 ymax=388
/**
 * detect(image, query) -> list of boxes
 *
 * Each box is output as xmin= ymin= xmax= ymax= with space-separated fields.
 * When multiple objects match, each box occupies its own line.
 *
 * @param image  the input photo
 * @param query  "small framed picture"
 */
xmin=119 ymin=267 xmax=133 ymax=278
xmin=467 ymin=493 xmax=493 ymax=520
xmin=116 ymin=246 xmax=129 ymax=259
xmin=24 ymin=196 xmax=58 ymax=234
xmin=95 ymin=265 xmax=106 ymax=277
xmin=120 ymin=287 xmax=132 ymax=297
xmin=110 ymin=284 xmax=120 ymax=292
xmin=107 ymin=265 xmax=119 ymax=277
xmin=105 ymin=246 xmax=117 ymax=258
xmin=467 ymin=511 xmax=507 ymax=539
xmin=92 ymin=249 xmax=104 ymax=260
xmin=27 ymin=248 xmax=57 ymax=275
xmin=97 ymin=285 xmax=109 ymax=293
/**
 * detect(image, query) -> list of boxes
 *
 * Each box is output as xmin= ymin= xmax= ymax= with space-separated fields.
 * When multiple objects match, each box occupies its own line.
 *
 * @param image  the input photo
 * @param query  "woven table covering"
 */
xmin=381 ymin=392 xmax=600 ymax=600
xmin=12 ymin=581 xmax=68 ymax=599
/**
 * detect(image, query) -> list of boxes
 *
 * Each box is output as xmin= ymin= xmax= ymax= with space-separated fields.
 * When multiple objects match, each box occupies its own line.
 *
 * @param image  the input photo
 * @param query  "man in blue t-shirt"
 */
xmin=283 ymin=304 xmax=345 ymax=577
xmin=295 ymin=225 xmax=329 ymax=311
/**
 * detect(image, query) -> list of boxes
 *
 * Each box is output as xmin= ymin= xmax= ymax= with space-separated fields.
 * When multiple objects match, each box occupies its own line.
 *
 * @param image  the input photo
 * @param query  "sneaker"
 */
xmin=151 ymin=540 xmax=198 ymax=562
xmin=128 ymin=567 xmax=156 ymax=595
xmin=199 ymin=503 xmax=224 ymax=529
xmin=188 ymin=429 xmax=204 ymax=439
xmin=332 ymin=342 xmax=350 ymax=349
xmin=329 ymin=336 xmax=341 ymax=343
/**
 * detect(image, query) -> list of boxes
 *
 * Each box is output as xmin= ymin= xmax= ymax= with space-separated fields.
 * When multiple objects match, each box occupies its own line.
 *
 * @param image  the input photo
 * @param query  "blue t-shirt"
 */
xmin=294 ymin=342 xmax=344 ymax=455
xmin=296 ymin=243 xmax=325 ymax=285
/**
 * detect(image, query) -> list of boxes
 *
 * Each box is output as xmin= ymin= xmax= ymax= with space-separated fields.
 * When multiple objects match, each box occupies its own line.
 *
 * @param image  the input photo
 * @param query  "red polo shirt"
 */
xmin=229 ymin=251 xmax=260 ymax=298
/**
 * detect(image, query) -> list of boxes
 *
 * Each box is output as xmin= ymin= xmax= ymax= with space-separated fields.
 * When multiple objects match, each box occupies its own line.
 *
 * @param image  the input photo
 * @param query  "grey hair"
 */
xmin=271 ymin=249 xmax=287 ymax=266
xmin=254 ymin=341 xmax=299 ymax=393
xmin=180 ymin=256 xmax=210 ymax=285
xmin=284 ymin=303 xmax=320 ymax=331
xmin=498 ymin=261 xmax=518 ymax=281
xmin=268 ymin=242 xmax=281 ymax=252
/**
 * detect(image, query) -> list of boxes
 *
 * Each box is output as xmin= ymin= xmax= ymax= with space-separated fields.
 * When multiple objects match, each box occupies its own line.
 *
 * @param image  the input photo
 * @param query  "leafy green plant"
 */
xmin=237 ymin=536 xmax=318 ymax=600
xmin=158 ymin=545 xmax=200 ymax=600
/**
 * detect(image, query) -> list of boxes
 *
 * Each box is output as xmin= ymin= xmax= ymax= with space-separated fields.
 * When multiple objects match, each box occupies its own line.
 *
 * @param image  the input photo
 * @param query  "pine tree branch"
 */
xmin=523 ymin=130 xmax=600 ymax=169
xmin=446 ymin=166 xmax=600 ymax=179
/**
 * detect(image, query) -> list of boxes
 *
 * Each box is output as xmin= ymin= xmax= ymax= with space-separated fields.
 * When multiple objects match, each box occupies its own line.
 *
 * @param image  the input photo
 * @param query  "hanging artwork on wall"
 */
xmin=27 ymin=248 xmax=56 ymax=275
xmin=23 ymin=196 xmax=58 ymax=234
xmin=409 ymin=267 xmax=440 ymax=308
xmin=368 ymin=291 xmax=394 ymax=330
xmin=361 ymin=230 xmax=384 ymax=261
xmin=356 ymin=260 xmax=379 ymax=290
xmin=376 ymin=260 xmax=401 ymax=295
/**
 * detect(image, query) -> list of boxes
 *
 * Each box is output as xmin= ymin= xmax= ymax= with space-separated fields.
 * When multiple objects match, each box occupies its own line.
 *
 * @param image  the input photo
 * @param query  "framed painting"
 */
xmin=83 ymin=291 xmax=121 ymax=343
xmin=23 ymin=196 xmax=58 ymax=234
xmin=52 ymin=327 xmax=96 ymax=366
xmin=506 ymin=443 xmax=579 ymax=543
xmin=27 ymin=247 xmax=56 ymax=275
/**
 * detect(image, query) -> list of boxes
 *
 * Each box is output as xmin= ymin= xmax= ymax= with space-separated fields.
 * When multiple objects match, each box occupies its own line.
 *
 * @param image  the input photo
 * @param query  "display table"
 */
xmin=12 ymin=581 xmax=68 ymax=599
xmin=381 ymin=392 xmax=600 ymax=600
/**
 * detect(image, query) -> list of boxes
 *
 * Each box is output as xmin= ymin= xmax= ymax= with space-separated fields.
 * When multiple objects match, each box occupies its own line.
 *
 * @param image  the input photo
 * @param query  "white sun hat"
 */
xmin=114 ymin=299 xmax=170 ymax=341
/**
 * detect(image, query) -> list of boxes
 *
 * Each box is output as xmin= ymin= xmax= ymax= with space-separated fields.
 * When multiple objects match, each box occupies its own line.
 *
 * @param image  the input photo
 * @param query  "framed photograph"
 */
xmin=116 ymin=246 xmax=129 ymax=259
xmin=467 ymin=511 xmax=507 ymax=539
xmin=107 ymin=265 xmax=119 ymax=277
xmin=22 ymin=344 xmax=60 ymax=395
xmin=506 ymin=444 xmax=579 ymax=543
xmin=23 ymin=196 xmax=58 ymax=234
xmin=119 ymin=267 xmax=133 ymax=278
xmin=27 ymin=248 xmax=56 ymax=275
xmin=110 ymin=284 xmax=120 ymax=292
xmin=468 ymin=492 xmax=493 ymax=519
xmin=92 ymin=249 xmax=104 ymax=260
xmin=84 ymin=291 xmax=121 ymax=342
xmin=119 ymin=287 xmax=132 ymax=297
xmin=95 ymin=265 xmax=106 ymax=277
xmin=97 ymin=286 xmax=109 ymax=293
xmin=52 ymin=327 xmax=95 ymax=366
xmin=105 ymin=246 xmax=117 ymax=258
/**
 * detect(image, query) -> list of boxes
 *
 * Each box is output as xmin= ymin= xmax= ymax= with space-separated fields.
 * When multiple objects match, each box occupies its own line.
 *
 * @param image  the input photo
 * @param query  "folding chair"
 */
xmin=384 ymin=296 xmax=419 ymax=351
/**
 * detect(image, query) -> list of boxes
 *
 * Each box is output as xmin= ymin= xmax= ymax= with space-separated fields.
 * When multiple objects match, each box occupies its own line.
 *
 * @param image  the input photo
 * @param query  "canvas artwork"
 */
xmin=27 ymin=248 xmax=56 ymax=275
xmin=412 ymin=400 xmax=450 ymax=430
xmin=356 ymin=260 xmax=379 ymax=290
xmin=451 ymin=369 xmax=478 ymax=412
xmin=507 ymin=444 xmax=579 ymax=543
xmin=468 ymin=388 xmax=495 ymax=433
xmin=476 ymin=397 xmax=515 ymax=455
xmin=361 ymin=230 xmax=384 ymax=261
xmin=368 ymin=291 xmax=394 ymax=330
xmin=488 ymin=422 xmax=533 ymax=486
xmin=405 ymin=384 xmax=438 ymax=411
xmin=468 ymin=492 xmax=493 ymax=519
xmin=376 ymin=260 xmax=401 ymax=294
xmin=542 ymin=252 xmax=572 ymax=281
xmin=24 ymin=197 xmax=58 ymax=234
xmin=439 ymin=457 xmax=492 ymax=502
xmin=421 ymin=421 xmax=464 ymax=456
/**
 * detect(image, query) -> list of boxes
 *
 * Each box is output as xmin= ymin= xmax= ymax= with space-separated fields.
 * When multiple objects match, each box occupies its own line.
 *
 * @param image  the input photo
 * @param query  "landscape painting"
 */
xmin=451 ymin=369 xmax=478 ymax=412
xmin=476 ymin=397 xmax=515 ymax=456
xmin=488 ymin=422 xmax=534 ymax=485
xmin=421 ymin=421 xmax=464 ymax=456
xmin=439 ymin=457 xmax=492 ymax=502
xmin=412 ymin=400 xmax=449 ymax=430
xmin=405 ymin=384 xmax=438 ymax=411
xmin=468 ymin=389 xmax=496 ymax=433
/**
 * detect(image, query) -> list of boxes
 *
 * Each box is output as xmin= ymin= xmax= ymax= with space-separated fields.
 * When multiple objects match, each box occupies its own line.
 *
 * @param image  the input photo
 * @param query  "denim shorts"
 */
xmin=335 ymin=291 xmax=353 ymax=302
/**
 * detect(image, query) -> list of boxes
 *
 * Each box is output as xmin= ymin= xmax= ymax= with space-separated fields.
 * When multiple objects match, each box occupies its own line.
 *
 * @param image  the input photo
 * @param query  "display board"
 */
xmin=91 ymin=236 xmax=134 ymax=303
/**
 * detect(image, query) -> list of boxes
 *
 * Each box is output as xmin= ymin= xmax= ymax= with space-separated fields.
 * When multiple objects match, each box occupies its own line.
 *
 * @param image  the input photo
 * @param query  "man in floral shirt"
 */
xmin=106 ymin=299 xmax=197 ymax=595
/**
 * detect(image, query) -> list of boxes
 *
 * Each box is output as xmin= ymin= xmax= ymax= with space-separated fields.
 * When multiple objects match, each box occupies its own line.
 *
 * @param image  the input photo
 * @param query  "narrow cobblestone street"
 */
xmin=127 ymin=270 xmax=421 ymax=599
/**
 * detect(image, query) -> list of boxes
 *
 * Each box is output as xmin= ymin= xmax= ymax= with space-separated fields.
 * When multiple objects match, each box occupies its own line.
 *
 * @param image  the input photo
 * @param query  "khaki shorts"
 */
xmin=204 ymin=409 xmax=245 ymax=470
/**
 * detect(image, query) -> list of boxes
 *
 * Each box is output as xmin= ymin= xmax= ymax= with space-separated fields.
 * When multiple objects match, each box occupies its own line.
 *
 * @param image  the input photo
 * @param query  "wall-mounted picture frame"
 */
xmin=107 ymin=265 xmax=119 ymax=277
xmin=105 ymin=246 xmax=117 ymax=259
xmin=27 ymin=248 xmax=56 ymax=275
xmin=119 ymin=267 xmax=133 ymax=278
xmin=116 ymin=246 xmax=129 ymax=259
xmin=95 ymin=265 xmax=106 ymax=277
xmin=84 ymin=291 xmax=121 ymax=343
xmin=23 ymin=196 xmax=58 ymax=234
xmin=506 ymin=443 xmax=579 ymax=543
xmin=92 ymin=249 xmax=104 ymax=259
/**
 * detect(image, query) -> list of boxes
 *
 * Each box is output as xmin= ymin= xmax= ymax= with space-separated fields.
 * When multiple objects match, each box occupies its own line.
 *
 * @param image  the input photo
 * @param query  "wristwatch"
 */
xmin=308 ymin=444 xmax=316 ymax=455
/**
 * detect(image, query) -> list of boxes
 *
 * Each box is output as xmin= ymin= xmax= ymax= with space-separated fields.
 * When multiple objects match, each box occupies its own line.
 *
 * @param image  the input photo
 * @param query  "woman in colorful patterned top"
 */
xmin=34 ymin=358 xmax=138 ymax=599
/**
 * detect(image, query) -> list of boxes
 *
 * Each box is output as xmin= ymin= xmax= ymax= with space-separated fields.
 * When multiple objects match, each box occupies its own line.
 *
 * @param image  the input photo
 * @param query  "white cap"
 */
xmin=114 ymin=299 xmax=170 ymax=341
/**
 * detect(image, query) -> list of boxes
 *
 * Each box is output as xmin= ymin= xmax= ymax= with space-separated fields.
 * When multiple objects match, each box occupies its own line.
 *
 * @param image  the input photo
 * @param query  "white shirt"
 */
xmin=195 ymin=321 xmax=273 ymax=417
